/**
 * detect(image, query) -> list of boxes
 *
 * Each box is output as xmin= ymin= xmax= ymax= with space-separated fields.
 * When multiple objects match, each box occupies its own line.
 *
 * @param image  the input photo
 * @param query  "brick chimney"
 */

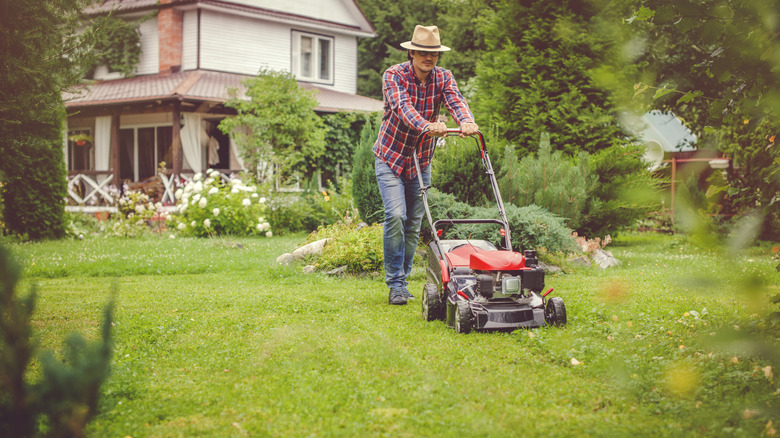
xmin=158 ymin=0 xmax=182 ymax=74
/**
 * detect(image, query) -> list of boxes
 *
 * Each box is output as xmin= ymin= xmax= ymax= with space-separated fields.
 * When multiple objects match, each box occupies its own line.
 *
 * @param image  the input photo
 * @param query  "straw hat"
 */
xmin=400 ymin=25 xmax=451 ymax=52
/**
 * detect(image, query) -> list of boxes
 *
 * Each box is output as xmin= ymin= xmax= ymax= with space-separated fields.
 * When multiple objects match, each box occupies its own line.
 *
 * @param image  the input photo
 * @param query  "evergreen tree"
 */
xmin=0 ymin=245 xmax=113 ymax=436
xmin=351 ymin=115 xmax=384 ymax=224
xmin=593 ymin=0 xmax=780 ymax=240
xmin=0 ymin=0 xmax=92 ymax=239
xmin=473 ymin=0 xmax=630 ymax=156
xmin=500 ymin=133 xmax=597 ymax=229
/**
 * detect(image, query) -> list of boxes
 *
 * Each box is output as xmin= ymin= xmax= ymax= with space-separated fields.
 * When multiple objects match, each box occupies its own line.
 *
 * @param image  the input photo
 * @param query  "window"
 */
xmin=118 ymin=126 xmax=173 ymax=182
xmin=292 ymin=31 xmax=334 ymax=84
xmin=67 ymin=129 xmax=94 ymax=171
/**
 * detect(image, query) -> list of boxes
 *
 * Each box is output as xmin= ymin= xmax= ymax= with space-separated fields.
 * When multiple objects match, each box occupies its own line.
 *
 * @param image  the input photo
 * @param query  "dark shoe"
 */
xmin=388 ymin=288 xmax=407 ymax=305
xmin=402 ymin=286 xmax=415 ymax=300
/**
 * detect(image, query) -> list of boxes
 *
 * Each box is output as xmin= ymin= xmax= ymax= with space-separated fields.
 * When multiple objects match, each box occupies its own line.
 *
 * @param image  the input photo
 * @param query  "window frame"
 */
xmin=291 ymin=30 xmax=335 ymax=86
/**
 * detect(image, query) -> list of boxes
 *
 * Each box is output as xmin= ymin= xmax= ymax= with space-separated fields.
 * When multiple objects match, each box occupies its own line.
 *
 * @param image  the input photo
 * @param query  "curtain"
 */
xmin=229 ymin=135 xmax=244 ymax=169
xmin=94 ymin=116 xmax=111 ymax=171
xmin=94 ymin=116 xmax=112 ymax=184
xmin=62 ymin=121 xmax=69 ymax=170
xmin=181 ymin=113 xmax=202 ymax=172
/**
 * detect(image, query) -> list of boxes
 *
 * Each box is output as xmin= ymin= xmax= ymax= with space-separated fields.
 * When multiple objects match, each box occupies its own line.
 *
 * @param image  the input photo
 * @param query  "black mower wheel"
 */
xmin=545 ymin=297 xmax=567 ymax=327
xmin=454 ymin=300 xmax=474 ymax=334
xmin=422 ymin=283 xmax=442 ymax=321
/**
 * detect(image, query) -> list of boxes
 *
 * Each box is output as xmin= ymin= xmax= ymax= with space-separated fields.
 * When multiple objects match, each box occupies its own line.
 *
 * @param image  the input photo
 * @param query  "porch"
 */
xmin=62 ymin=69 xmax=383 ymax=213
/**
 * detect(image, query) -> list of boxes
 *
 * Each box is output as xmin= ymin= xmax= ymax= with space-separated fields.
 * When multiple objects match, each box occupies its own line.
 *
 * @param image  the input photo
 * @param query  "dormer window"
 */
xmin=292 ymin=30 xmax=334 ymax=84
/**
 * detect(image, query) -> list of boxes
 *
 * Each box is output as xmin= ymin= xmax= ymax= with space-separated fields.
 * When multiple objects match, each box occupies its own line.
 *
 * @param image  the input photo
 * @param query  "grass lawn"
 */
xmin=6 ymin=232 xmax=780 ymax=437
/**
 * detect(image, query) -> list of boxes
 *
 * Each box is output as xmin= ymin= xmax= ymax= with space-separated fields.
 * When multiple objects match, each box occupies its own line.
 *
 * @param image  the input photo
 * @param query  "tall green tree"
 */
xmin=351 ymin=115 xmax=384 ymax=224
xmin=473 ymin=0 xmax=632 ymax=156
xmin=355 ymin=0 xmax=440 ymax=99
xmin=0 ymin=0 xmax=96 ymax=239
xmin=593 ymin=0 xmax=780 ymax=239
xmin=219 ymin=69 xmax=327 ymax=184
xmin=0 ymin=245 xmax=114 ymax=437
xmin=355 ymin=0 xmax=491 ymax=100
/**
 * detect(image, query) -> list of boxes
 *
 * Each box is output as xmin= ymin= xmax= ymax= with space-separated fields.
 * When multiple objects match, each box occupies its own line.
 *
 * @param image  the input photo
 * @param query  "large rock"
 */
xmin=276 ymin=238 xmax=332 ymax=265
xmin=567 ymin=256 xmax=592 ymax=268
xmin=276 ymin=253 xmax=296 ymax=265
xmin=292 ymin=238 xmax=332 ymax=258
xmin=538 ymin=261 xmax=563 ymax=274
xmin=592 ymin=249 xmax=621 ymax=269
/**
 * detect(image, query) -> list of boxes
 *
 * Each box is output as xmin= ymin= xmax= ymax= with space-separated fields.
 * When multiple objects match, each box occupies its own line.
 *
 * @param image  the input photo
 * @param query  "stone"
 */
xmin=276 ymin=253 xmax=295 ymax=265
xmin=302 ymin=265 xmax=317 ymax=274
xmin=568 ymin=256 xmax=592 ymax=268
xmin=326 ymin=265 xmax=347 ymax=276
xmin=538 ymin=261 xmax=563 ymax=274
xmin=291 ymin=238 xmax=332 ymax=258
xmin=592 ymin=249 xmax=621 ymax=269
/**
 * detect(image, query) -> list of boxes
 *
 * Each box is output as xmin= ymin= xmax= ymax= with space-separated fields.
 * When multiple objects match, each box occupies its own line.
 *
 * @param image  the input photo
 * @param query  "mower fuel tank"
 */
xmin=520 ymin=267 xmax=545 ymax=292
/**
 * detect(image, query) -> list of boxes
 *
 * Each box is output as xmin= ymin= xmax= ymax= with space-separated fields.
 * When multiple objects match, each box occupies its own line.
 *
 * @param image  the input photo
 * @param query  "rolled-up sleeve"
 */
xmin=441 ymin=72 xmax=474 ymax=125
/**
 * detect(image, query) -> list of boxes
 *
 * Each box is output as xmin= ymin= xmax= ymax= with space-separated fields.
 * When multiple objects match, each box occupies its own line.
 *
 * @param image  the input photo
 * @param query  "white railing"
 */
xmin=67 ymin=171 xmax=116 ymax=209
xmin=65 ymin=170 xmax=240 ymax=212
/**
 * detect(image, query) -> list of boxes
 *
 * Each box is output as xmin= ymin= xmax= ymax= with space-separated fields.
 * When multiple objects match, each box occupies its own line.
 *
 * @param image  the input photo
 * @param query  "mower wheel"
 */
xmin=454 ymin=300 xmax=474 ymax=334
xmin=422 ymin=283 xmax=442 ymax=321
xmin=545 ymin=297 xmax=567 ymax=327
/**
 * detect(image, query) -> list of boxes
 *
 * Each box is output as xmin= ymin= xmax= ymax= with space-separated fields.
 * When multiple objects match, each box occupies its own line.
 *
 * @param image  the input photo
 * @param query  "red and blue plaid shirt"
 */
xmin=373 ymin=61 xmax=475 ymax=180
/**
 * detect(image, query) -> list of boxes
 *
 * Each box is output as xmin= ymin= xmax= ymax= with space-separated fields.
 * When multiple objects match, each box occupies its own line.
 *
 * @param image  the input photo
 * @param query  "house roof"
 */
xmin=63 ymin=70 xmax=384 ymax=113
xmin=85 ymin=0 xmax=375 ymax=37
xmin=639 ymin=111 xmax=697 ymax=152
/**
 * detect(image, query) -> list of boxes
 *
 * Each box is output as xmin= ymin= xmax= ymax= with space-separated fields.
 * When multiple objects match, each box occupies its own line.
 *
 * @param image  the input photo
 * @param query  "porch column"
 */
xmin=111 ymin=112 xmax=120 ymax=188
xmin=172 ymin=101 xmax=182 ymax=177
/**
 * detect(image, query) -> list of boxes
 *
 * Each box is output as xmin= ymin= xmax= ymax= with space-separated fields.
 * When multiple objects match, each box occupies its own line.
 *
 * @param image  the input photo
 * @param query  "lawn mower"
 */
xmin=413 ymin=129 xmax=567 ymax=333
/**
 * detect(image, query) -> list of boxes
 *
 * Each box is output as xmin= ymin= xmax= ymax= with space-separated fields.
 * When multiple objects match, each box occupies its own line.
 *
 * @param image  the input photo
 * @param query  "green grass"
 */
xmin=6 ymin=233 xmax=780 ymax=437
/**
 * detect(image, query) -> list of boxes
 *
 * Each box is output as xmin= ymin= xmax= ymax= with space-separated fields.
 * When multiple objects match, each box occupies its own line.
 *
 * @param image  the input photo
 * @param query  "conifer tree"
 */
xmin=351 ymin=115 xmax=384 ymax=224
xmin=500 ymin=133 xmax=597 ymax=230
xmin=0 ymin=0 xmax=110 ymax=239
xmin=0 ymin=245 xmax=114 ymax=437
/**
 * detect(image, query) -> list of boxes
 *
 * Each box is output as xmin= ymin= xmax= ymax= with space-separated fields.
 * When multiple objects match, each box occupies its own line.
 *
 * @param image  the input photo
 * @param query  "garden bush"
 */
xmin=170 ymin=169 xmax=272 ymax=237
xmin=108 ymin=189 xmax=169 ymax=238
xmin=431 ymin=129 xmax=506 ymax=207
xmin=320 ymin=111 xmax=370 ymax=190
xmin=266 ymin=181 xmax=357 ymax=235
xmin=579 ymin=142 xmax=664 ymax=238
xmin=306 ymin=221 xmax=384 ymax=274
xmin=1 ymin=135 xmax=68 ymax=240
xmin=351 ymin=115 xmax=383 ymax=224
xmin=499 ymin=133 xmax=596 ymax=230
xmin=427 ymin=189 xmax=577 ymax=254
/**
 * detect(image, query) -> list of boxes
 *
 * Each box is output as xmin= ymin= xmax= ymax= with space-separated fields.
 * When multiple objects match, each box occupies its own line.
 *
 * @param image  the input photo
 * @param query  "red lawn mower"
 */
xmin=414 ymin=129 xmax=567 ymax=333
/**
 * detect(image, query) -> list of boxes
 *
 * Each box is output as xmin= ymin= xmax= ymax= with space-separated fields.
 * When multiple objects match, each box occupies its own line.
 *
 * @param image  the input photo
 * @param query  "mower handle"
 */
xmin=422 ymin=127 xmax=481 ymax=138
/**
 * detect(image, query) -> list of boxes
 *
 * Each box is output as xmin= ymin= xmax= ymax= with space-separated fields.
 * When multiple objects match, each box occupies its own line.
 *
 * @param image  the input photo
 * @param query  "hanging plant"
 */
xmin=68 ymin=133 xmax=94 ymax=146
xmin=89 ymin=15 xmax=142 ymax=77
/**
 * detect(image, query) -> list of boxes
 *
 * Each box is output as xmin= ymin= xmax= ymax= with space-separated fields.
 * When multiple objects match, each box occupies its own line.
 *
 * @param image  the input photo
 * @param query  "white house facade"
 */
xmin=63 ymin=0 xmax=382 ymax=208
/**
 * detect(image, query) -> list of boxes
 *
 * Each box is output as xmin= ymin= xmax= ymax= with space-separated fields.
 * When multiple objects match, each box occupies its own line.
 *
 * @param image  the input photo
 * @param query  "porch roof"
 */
xmin=63 ymin=70 xmax=384 ymax=113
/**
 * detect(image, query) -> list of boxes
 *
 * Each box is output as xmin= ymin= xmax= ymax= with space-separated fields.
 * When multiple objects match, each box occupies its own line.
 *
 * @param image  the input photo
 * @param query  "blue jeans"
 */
xmin=375 ymin=156 xmax=431 ymax=290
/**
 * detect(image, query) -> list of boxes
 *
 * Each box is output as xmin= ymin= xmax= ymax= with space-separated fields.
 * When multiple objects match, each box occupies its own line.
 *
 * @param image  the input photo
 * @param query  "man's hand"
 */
xmin=425 ymin=122 xmax=448 ymax=137
xmin=459 ymin=122 xmax=479 ymax=138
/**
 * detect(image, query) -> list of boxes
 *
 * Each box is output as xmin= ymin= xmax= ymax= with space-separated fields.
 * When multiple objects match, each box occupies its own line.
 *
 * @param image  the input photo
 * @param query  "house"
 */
xmin=637 ymin=110 xmax=698 ymax=170
xmin=63 ymin=0 xmax=382 ymax=208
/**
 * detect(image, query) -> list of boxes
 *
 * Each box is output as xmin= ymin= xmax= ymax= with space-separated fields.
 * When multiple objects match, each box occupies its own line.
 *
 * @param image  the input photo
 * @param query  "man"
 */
xmin=374 ymin=25 xmax=479 ymax=305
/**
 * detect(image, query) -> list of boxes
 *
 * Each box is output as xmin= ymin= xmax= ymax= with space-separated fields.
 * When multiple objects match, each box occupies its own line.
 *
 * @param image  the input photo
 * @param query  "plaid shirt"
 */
xmin=373 ymin=61 xmax=475 ymax=180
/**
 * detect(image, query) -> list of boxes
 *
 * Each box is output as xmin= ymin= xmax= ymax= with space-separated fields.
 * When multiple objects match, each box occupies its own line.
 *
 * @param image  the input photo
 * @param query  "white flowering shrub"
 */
xmin=171 ymin=170 xmax=272 ymax=237
xmin=111 ymin=189 xmax=170 ymax=237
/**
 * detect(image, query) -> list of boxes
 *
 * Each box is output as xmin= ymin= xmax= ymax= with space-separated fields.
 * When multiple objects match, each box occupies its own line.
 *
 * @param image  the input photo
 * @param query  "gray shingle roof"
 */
xmin=63 ymin=70 xmax=383 ymax=113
